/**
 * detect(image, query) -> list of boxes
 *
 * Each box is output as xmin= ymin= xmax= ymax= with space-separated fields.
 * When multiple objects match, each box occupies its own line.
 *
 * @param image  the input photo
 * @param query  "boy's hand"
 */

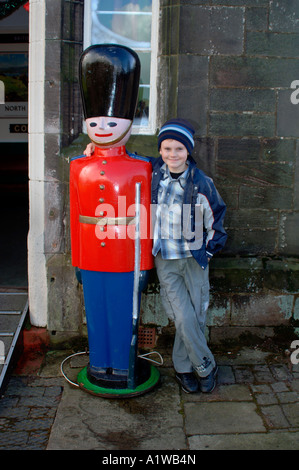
xmin=83 ymin=142 xmax=95 ymax=156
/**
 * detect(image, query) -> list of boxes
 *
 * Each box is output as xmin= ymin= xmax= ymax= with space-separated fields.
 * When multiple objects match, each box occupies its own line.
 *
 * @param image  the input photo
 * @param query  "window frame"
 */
xmin=83 ymin=0 xmax=159 ymax=136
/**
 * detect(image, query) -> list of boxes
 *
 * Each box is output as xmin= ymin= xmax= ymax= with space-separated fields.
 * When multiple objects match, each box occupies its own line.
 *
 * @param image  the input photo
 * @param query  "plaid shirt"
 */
xmin=152 ymin=163 xmax=192 ymax=259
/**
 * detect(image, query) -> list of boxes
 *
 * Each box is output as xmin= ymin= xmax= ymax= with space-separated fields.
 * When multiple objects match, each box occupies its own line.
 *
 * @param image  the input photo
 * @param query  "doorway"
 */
xmin=0 ymin=142 xmax=28 ymax=289
xmin=0 ymin=4 xmax=29 ymax=290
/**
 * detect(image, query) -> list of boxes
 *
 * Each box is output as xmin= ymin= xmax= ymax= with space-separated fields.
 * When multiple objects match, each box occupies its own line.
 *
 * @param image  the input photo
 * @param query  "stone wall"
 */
xmin=42 ymin=0 xmax=85 ymax=334
xmin=42 ymin=0 xmax=299 ymax=346
xmin=175 ymin=0 xmax=299 ymax=257
xmin=140 ymin=0 xmax=299 ymax=346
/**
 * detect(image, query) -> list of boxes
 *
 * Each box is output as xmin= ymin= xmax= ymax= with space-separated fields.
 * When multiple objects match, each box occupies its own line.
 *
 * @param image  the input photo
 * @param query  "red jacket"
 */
xmin=70 ymin=145 xmax=154 ymax=272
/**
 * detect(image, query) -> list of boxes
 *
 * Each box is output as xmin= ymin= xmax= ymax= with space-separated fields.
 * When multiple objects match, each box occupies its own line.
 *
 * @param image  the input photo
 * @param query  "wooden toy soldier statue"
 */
xmin=69 ymin=44 xmax=159 ymax=397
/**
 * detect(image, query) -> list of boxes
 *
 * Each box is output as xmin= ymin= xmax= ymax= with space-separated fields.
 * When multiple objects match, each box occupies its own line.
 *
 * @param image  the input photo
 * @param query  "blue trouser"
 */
xmin=80 ymin=270 xmax=136 ymax=372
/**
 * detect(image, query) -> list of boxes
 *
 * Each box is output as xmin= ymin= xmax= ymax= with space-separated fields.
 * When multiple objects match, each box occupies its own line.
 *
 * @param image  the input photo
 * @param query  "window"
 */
xmin=84 ymin=0 xmax=159 ymax=135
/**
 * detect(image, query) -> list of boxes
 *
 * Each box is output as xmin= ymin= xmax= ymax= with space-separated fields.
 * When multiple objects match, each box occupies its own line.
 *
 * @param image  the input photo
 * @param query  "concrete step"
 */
xmin=0 ymin=292 xmax=28 ymax=395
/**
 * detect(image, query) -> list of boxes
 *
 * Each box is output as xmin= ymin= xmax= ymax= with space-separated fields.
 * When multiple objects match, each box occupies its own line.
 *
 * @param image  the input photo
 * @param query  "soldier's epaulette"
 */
xmin=126 ymin=151 xmax=151 ymax=163
xmin=71 ymin=154 xmax=87 ymax=161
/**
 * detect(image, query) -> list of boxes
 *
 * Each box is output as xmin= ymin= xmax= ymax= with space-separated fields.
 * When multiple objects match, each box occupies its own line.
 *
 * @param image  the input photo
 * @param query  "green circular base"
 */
xmin=77 ymin=365 xmax=160 ymax=398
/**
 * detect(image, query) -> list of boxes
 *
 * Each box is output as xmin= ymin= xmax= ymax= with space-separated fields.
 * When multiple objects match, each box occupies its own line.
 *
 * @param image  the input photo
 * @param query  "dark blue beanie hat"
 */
xmin=158 ymin=118 xmax=195 ymax=155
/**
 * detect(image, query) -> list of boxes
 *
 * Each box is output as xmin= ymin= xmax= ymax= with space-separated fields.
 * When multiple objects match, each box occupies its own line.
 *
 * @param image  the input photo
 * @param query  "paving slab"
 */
xmin=47 ymin=374 xmax=186 ymax=451
xmin=215 ymin=347 xmax=271 ymax=365
xmin=281 ymin=402 xmax=299 ymax=427
xmin=184 ymin=401 xmax=266 ymax=434
xmin=2 ymin=344 xmax=298 ymax=451
xmin=188 ymin=431 xmax=299 ymax=450
xmin=183 ymin=384 xmax=252 ymax=402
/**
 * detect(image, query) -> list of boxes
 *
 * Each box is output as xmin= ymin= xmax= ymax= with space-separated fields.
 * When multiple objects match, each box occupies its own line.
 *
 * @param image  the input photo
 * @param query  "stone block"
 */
xmin=210 ymin=326 xmax=275 ymax=345
xmin=294 ymin=297 xmax=299 ymax=321
xmin=239 ymin=186 xmax=293 ymax=210
xmin=60 ymin=41 xmax=83 ymax=147
xmin=45 ymin=0 xmax=62 ymax=40
xmin=217 ymin=369 xmax=236 ymax=386
xmin=295 ymin=145 xmax=299 ymax=209
xmin=260 ymin=405 xmax=290 ymax=428
xmin=269 ymin=0 xmax=299 ymax=33
xmin=209 ymin=258 xmax=264 ymax=293
xmin=246 ymin=7 xmax=268 ymax=31
xmin=44 ymin=181 xmax=67 ymax=254
xmin=246 ymin=32 xmax=299 ymax=57
xmin=218 ymin=138 xmax=260 ymax=161
xmin=253 ymin=364 xmax=276 ymax=383
xmin=231 ymin=294 xmax=293 ymax=326
xmin=281 ymin=403 xmax=299 ymax=427
xmin=159 ymin=4 xmax=180 ymax=56
xmin=141 ymin=292 xmax=169 ymax=327
xmin=223 ymin=227 xmax=277 ymax=255
xmin=278 ymin=212 xmax=299 ymax=255
xmin=193 ymin=138 xmax=215 ymax=178
xmin=211 ymin=0 xmax=268 ymax=4
xmin=160 ymin=0 xmax=180 ymax=6
xmin=270 ymin=364 xmax=293 ymax=382
xmin=45 ymin=40 xmax=62 ymax=83
xmin=216 ymin=161 xmax=294 ymax=189
xmin=47 ymin=254 xmax=83 ymax=332
xmin=226 ymin=209 xmax=277 ymax=229
xmin=277 ymin=89 xmax=299 ymax=138
xmin=44 ymin=77 xmax=61 ymax=135
xmin=155 ymin=55 xmax=179 ymax=123
xmin=261 ymin=138 xmax=296 ymax=163
xmin=178 ymin=55 xmax=209 ymax=133
xmin=189 ymin=431 xmax=299 ymax=450
xmin=211 ymin=257 xmax=264 ymax=271
xmin=211 ymin=57 xmax=299 ymax=88
xmin=234 ymin=366 xmax=255 ymax=383
xmin=184 ymin=402 xmax=265 ymax=434
xmin=210 ymin=88 xmax=275 ymax=113
xmin=178 ymin=88 xmax=208 ymax=135
xmin=179 ymin=5 xmax=244 ymax=55
xmin=183 ymin=384 xmax=253 ymax=401
xmin=215 ymin=185 xmax=238 ymax=210
xmin=61 ymin=0 xmax=83 ymax=42
xmin=209 ymin=112 xmax=275 ymax=137
xmin=264 ymin=259 xmax=299 ymax=293
xmin=44 ymin=133 xmax=65 ymax=183
xmin=178 ymin=55 xmax=208 ymax=88
xmin=207 ymin=293 xmax=230 ymax=326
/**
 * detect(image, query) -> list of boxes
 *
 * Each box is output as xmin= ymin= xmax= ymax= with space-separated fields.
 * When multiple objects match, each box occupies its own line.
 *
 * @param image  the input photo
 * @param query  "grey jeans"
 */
xmin=155 ymin=253 xmax=215 ymax=377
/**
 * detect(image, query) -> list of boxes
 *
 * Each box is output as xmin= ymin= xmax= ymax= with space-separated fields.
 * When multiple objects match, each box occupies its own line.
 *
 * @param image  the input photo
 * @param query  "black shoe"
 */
xmin=199 ymin=365 xmax=218 ymax=393
xmin=175 ymin=372 xmax=199 ymax=393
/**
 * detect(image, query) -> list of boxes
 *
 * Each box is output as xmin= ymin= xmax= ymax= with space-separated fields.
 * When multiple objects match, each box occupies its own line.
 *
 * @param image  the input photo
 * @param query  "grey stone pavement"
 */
xmin=0 ymin=344 xmax=299 ymax=451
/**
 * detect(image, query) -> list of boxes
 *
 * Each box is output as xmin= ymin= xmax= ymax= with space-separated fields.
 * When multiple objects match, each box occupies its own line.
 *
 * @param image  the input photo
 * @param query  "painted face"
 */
xmin=159 ymin=139 xmax=188 ymax=173
xmin=86 ymin=116 xmax=132 ymax=148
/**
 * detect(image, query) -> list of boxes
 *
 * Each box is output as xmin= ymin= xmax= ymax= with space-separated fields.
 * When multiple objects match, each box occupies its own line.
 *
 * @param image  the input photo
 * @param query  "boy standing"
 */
xmin=83 ymin=118 xmax=227 ymax=393
xmin=151 ymin=119 xmax=227 ymax=393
